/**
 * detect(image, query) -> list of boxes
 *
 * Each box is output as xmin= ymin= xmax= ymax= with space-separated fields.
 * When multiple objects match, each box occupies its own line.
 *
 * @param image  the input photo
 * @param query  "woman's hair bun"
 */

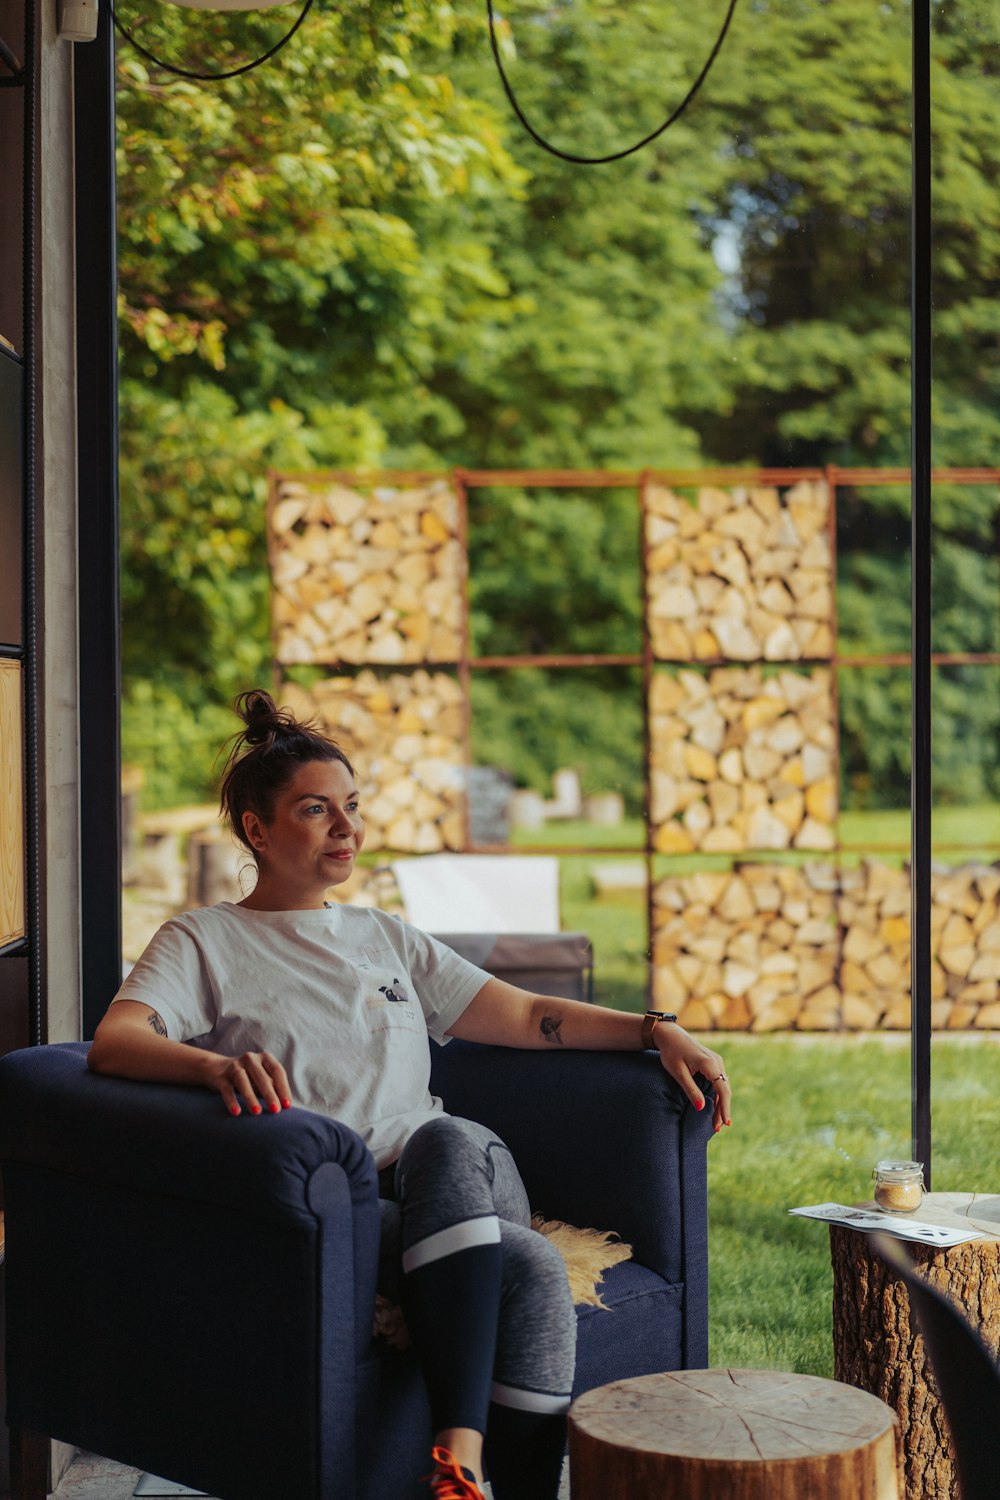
xmin=234 ymin=688 xmax=298 ymax=747
xmin=220 ymin=687 xmax=355 ymax=854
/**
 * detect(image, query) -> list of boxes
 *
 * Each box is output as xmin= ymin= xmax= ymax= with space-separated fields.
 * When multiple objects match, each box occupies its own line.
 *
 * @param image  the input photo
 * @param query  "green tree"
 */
xmin=116 ymin=0 xmax=524 ymax=799
xmin=117 ymin=0 xmax=999 ymax=813
xmin=685 ymin=0 xmax=1000 ymax=474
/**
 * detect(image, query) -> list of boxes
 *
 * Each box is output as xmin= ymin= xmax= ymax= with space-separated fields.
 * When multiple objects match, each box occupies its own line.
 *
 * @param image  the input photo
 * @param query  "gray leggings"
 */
xmin=378 ymin=1113 xmax=577 ymax=1409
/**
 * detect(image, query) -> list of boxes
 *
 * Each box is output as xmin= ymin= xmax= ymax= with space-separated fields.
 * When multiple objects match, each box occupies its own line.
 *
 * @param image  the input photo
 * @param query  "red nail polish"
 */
xmin=251 ymin=1104 xmax=262 ymax=1115
xmin=230 ymin=1104 xmax=240 ymax=1116
xmin=282 ymin=1098 xmax=292 ymax=1109
xmin=269 ymin=1101 xmax=280 ymax=1114
xmin=695 ymin=1096 xmax=704 ymax=1111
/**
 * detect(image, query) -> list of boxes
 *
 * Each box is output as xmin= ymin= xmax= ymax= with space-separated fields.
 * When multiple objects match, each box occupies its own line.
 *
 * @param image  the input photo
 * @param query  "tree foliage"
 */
xmin=116 ymin=0 xmax=999 ymax=811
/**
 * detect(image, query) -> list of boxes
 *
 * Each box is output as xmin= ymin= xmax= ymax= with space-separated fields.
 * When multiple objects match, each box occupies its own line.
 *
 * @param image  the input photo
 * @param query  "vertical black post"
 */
xmin=910 ymin=0 xmax=932 ymax=1181
xmin=74 ymin=7 xmax=122 ymax=1037
xmin=22 ymin=0 xmax=41 ymax=1046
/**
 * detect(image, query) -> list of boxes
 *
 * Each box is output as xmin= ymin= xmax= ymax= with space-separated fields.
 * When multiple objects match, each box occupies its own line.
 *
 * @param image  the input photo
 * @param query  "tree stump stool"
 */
xmin=568 ymin=1368 xmax=901 ymax=1499
xmin=831 ymin=1191 xmax=1000 ymax=1500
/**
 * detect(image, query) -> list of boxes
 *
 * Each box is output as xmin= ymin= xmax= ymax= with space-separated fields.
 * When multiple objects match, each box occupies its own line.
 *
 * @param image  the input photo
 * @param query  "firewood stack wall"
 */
xmin=650 ymin=665 xmax=837 ymax=854
xmin=644 ymin=478 xmax=833 ymax=662
xmin=653 ymin=860 xmax=1000 ymax=1030
xmin=267 ymin=471 xmax=997 ymax=1030
xmin=270 ymin=475 xmax=467 ymax=856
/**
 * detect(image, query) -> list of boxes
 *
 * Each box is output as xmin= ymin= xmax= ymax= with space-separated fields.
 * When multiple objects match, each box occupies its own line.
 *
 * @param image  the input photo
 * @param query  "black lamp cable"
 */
xmin=109 ymin=0 xmax=313 ymax=81
xmin=486 ymin=0 xmax=739 ymax=164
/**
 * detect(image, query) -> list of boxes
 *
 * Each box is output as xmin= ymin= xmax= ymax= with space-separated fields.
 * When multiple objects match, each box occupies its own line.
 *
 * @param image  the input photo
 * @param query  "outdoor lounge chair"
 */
xmin=0 ymin=1039 xmax=714 ymax=1500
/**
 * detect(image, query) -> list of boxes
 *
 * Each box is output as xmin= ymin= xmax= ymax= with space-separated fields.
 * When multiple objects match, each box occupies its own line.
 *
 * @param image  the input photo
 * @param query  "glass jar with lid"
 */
xmin=873 ymin=1160 xmax=924 ymax=1214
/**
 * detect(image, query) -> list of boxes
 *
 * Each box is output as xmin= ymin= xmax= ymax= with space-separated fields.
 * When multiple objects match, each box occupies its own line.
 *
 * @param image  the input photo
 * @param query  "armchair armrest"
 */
xmin=0 ymin=1043 xmax=378 ymax=1232
xmin=0 ymin=1044 xmax=382 ymax=1500
xmin=430 ymin=1041 xmax=715 ymax=1286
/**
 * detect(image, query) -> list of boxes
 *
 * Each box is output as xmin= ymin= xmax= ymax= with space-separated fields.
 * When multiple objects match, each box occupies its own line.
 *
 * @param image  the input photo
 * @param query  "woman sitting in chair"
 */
xmin=89 ymin=689 xmax=732 ymax=1500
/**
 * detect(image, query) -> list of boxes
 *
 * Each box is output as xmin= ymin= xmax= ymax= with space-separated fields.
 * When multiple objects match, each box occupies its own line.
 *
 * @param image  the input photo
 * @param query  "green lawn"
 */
xmin=839 ymin=802 xmax=1000 ymax=861
xmin=704 ymin=1033 xmax=1000 ymax=1374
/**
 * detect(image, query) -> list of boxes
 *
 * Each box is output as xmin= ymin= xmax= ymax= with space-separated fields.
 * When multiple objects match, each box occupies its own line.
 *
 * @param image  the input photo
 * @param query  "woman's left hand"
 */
xmin=654 ymin=1024 xmax=731 ymax=1133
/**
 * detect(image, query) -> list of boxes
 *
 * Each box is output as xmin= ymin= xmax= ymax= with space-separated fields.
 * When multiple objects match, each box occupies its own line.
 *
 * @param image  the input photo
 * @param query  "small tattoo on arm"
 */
xmin=147 ymin=1012 xmax=167 ymax=1037
xmin=539 ymin=1013 xmax=564 ymax=1046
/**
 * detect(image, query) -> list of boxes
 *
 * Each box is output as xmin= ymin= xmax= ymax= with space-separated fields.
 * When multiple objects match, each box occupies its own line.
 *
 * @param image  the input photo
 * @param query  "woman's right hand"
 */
xmin=203 ymin=1051 xmax=293 ymax=1117
xmin=89 ymin=1003 xmax=294 ymax=1115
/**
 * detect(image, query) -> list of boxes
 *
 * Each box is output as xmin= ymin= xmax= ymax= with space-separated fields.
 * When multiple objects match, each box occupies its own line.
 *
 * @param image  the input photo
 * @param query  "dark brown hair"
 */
xmin=219 ymin=689 xmax=354 ymax=860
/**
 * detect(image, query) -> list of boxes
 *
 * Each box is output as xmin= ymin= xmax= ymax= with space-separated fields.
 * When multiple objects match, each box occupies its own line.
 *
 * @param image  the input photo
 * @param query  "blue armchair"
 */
xmin=0 ymin=1040 xmax=714 ymax=1500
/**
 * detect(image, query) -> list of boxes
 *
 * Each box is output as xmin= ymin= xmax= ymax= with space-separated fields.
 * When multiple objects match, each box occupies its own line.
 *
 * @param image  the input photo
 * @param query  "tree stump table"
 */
xmin=831 ymin=1191 xmax=1000 ymax=1500
xmin=567 ymin=1368 xmax=901 ymax=1499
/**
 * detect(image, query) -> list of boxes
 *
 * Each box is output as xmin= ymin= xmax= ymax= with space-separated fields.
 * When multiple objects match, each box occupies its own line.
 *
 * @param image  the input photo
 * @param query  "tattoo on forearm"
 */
xmin=540 ymin=1013 xmax=564 ymax=1046
xmin=147 ymin=1012 xmax=167 ymax=1037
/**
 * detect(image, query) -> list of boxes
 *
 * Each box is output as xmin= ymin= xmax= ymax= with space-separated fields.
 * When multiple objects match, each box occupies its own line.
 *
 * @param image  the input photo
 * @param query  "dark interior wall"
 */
xmin=0 ymin=5 xmax=30 ymax=1492
xmin=0 ymin=0 xmax=24 ymax=356
xmin=0 ymin=0 xmax=30 ymax=1068
xmin=0 ymin=0 xmax=29 ymax=1074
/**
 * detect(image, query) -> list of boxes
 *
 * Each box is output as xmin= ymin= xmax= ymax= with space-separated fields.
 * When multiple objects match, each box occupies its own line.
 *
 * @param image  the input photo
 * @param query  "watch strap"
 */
xmin=641 ymin=1010 xmax=678 ymax=1050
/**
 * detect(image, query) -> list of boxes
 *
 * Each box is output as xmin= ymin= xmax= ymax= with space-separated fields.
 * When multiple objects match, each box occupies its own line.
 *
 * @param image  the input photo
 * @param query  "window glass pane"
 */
xmin=930 ymin=0 xmax=1000 ymax=1203
xmin=114 ymin=0 xmax=963 ymax=1386
xmin=674 ymin=0 xmax=915 ymax=1373
xmin=468 ymin=486 xmax=641 ymax=657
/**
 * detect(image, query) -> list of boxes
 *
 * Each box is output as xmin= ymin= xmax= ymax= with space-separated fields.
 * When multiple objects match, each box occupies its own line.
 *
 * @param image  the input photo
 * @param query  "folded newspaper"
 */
xmin=789 ymin=1202 xmax=981 ymax=1246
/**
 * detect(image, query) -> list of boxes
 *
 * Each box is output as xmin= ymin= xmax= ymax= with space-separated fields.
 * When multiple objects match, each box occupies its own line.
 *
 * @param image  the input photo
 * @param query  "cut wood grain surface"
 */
xmin=569 ymin=1368 xmax=900 ymax=1500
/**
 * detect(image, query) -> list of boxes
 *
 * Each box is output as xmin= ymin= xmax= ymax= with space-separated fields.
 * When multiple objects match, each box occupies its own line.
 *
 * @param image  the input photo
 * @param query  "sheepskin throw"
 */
xmin=529 ymin=1215 xmax=633 ymax=1307
xmin=373 ymin=1216 xmax=633 ymax=1348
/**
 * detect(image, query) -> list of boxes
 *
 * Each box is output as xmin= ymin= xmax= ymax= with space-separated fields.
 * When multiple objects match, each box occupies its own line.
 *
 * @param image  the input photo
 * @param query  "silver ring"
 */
xmin=713 ymin=1072 xmax=727 ymax=1082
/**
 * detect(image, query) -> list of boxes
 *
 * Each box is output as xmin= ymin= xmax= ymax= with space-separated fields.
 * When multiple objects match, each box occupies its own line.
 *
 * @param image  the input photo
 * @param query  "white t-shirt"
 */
xmin=112 ymin=902 xmax=492 ymax=1168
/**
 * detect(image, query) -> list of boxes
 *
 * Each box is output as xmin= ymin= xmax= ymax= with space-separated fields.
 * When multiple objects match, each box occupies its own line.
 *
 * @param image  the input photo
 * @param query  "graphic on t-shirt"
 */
xmin=366 ymin=974 xmax=420 ymax=1034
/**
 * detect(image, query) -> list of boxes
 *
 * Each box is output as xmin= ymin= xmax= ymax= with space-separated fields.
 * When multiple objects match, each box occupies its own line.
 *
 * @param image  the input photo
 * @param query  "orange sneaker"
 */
xmin=423 ymin=1446 xmax=485 ymax=1499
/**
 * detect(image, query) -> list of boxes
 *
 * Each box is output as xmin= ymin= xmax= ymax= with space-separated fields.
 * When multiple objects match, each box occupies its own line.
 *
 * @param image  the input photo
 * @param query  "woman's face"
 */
xmin=243 ymin=758 xmax=365 ymax=902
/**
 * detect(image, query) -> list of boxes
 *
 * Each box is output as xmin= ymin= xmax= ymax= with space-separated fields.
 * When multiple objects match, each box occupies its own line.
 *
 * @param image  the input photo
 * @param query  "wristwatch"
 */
xmin=641 ymin=1010 xmax=678 ymax=1050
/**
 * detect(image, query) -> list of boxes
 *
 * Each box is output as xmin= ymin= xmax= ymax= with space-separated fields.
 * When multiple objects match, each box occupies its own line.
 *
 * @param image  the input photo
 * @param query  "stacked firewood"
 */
xmin=650 ymin=666 xmax=837 ymax=852
xmin=646 ymin=480 xmax=833 ymax=661
xmin=653 ymin=863 xmax=840 ymax=1030
xmin=931 ymin=863 xmax=1000 ymax=1023
xmin=325 ymin=864 xmax=405 ymax=914
xmin=653 ymin=858 xmax=1000 ymax=1030
xmin=277 ymin=671 xmax=466 ymax=853
xmin=269 ymin=477 xmax=464 ymax=665
xmin=838 ymin=860 xmax=911 ymax=1029
xmin=841 ymin=860 xmax=1000 ymax=1029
